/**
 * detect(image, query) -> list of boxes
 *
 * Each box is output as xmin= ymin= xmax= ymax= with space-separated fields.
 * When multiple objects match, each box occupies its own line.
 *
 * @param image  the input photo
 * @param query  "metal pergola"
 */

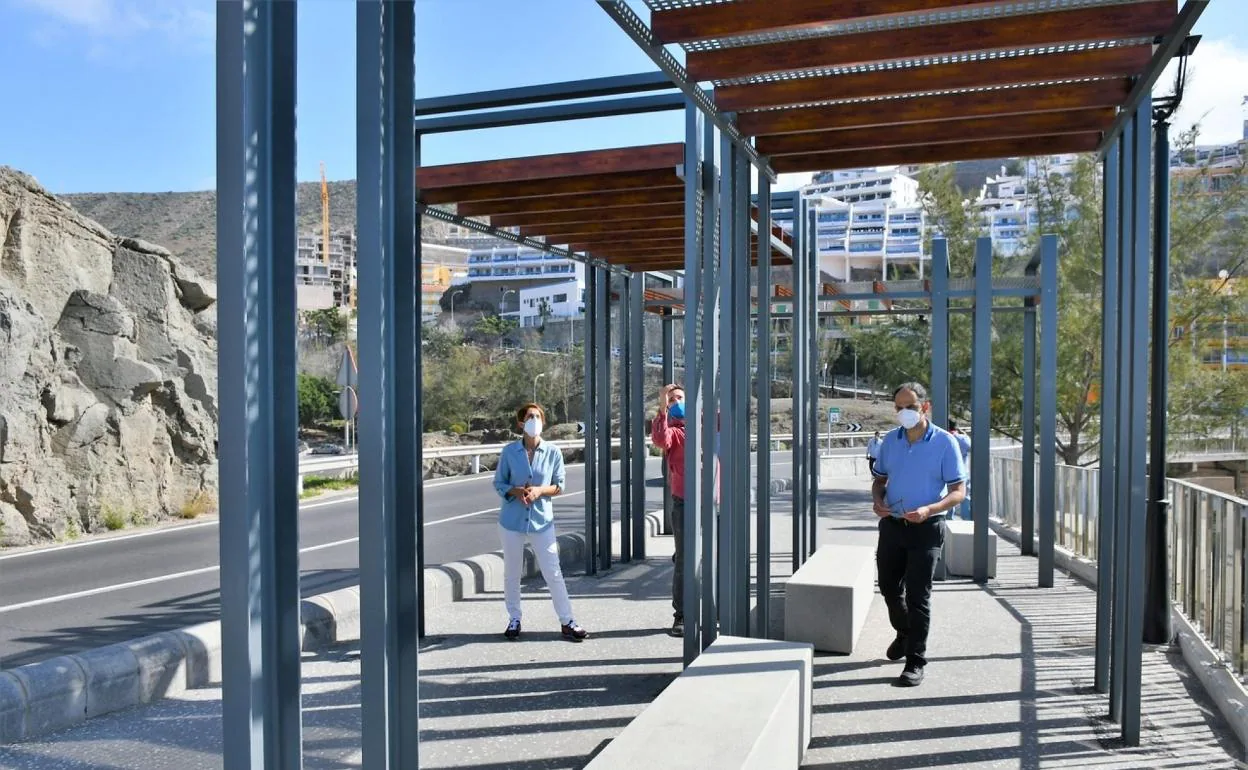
xmin=214 ymin=1 xmax=1207 ymax=766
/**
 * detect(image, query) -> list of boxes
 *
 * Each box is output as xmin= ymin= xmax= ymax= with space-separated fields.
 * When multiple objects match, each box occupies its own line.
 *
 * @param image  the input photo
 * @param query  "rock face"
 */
xmin=0 ymin=167 xmax=217 ymax=545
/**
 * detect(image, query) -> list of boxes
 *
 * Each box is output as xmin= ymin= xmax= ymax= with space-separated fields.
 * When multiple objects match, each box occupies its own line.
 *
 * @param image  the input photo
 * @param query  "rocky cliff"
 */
xmin=0 ymin=168 xmax=218 ymax=545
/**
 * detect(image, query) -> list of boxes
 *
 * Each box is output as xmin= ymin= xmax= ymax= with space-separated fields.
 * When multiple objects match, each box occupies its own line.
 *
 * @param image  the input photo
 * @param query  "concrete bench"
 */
xmin=586 ymin=635 xmax=813 ymax=769
xmin=784 ymin=544 xmax=876 ymax=654
xmin=943 ymin=519 xmax=998 ymax=578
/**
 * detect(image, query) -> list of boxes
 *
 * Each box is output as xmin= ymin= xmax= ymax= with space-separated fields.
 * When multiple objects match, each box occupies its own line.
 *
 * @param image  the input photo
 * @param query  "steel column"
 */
xmin=717 ymin=134 xmax=739 ymax=634
xmin=971 ymin=237 xmax=993 ymax=584
xmin=584 ymin=267 xmax=599 ymax=575
xmin=733 ymin=137 xmax=752 ymax=632
xmin=662 ymin=308 xmax=676 ymax=534
xmin=1095 ymin=138 xmax=1121 ymax=694
xmin=415 ymin=129 xmax=428 ymax=639
xmin=699 ymin=115 xmax=721 ymax=651
xmin=681 ymin=103 xmax=705 ymax=665
xmin=791 ymin=193 xmax=806 ymax=571
xmin=620 ymin=277 xmax=633 ymax=563
xmin=1122 ymin=96 xmax=1153 ymax=746
xmin=629 ymin=272 xmax=648 ymax=560
xmin=1038 ymin=234 xmax=1059 ymax=588
xmin=216 ymin=1 xmax=302 ymax=765
xmin=357 ymin=2 xmax=419 ymax=766
xmin=930 ymin=239 xmax=950 ymax=429
xmin=1021 ymin=274 xmax=1037 ymax=558
xmin=1143 ymin=117 xmax=1173 ymax=645
xmin=1110 ymin=120 xmax=1135 ymax=723
xmin=755 ymin=177 xmax=773 ymax=638
xmin=807 ymin=204 xmax=819 ymax=558
xmin=597 ymin=266 xmax=613 ymax=572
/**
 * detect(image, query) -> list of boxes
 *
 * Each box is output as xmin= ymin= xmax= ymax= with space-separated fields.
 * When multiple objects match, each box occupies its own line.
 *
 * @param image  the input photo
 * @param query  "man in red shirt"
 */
xmin=651 ymin=383 xmax=687 ymax=637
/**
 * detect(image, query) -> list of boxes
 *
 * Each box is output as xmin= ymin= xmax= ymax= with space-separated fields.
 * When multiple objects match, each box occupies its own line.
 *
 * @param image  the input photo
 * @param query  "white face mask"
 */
xmin=523 ymin=416 xmax=543 ymax=438
xmin=897 ymin=408 xmax=923 ymax=430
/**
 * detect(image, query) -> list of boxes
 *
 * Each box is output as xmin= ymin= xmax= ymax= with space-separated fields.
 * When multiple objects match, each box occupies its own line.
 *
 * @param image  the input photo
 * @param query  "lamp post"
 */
xmin=533 ymin=372 xmax=547 ymax=403
xmin=500 ymin=288 xmax=518 ymax=315
xmin=450 ymin=289 xmax=464 ymax=325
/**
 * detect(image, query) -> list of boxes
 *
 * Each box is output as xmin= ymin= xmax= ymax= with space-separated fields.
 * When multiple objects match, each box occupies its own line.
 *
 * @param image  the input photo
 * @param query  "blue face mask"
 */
xmin=669 ymin=400 xmax=685 ymax=420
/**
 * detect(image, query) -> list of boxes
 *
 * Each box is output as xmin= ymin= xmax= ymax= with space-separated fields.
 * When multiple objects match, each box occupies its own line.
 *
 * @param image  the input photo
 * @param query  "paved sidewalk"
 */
xmin=1 ymin=477 xmax=1243 ymax=769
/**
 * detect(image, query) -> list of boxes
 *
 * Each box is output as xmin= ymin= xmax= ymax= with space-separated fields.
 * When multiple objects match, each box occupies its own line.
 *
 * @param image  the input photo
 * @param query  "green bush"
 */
xmin=101 ymin=509 xmax=127 ymax=531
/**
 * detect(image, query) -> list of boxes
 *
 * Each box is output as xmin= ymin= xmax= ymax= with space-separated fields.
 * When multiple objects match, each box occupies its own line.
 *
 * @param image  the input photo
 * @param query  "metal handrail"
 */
xmin=991 ymin=455 xmax=1248 ymax=679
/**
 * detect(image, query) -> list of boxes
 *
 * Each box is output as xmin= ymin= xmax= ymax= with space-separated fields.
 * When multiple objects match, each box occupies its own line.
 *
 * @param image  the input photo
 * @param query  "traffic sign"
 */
xmin=336 ymin=347 xmax=358 ymax=389
xmin=846 ymin=422 xmax=863 ymax=432
xmin=828 ymin=407 xmax=842 ymax=424
xmin=577 ymin=422 xmax=586 ymax=435
xmin=338 ymin=386 xmax=359 ymax=420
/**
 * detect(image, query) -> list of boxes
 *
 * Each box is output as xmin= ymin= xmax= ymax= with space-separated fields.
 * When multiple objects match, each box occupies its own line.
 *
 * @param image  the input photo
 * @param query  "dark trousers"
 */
xmin=671 ymin=495 xmax=685 ymax=619
xmin=876 ymin=516 xmax=945 ymax=666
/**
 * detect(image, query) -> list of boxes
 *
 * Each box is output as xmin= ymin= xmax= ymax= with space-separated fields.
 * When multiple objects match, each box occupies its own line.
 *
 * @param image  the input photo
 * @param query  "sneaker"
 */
xmin=886 ymin=634 xmax=907 ymax=661
xmin=504 ymin=618 xmax=521 ymax=640
xmin=897 ymin=661 xmax=925 ymax=687
xmin=561 ymin=620 xmax=589 ymax=641
xmin=670 ymin=615 xmax=684 ymax=638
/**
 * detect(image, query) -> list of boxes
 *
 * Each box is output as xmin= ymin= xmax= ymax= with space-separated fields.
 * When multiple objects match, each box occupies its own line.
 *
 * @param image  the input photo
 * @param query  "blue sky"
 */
xmin=1 ymin=0 xmax=1244 ymax=194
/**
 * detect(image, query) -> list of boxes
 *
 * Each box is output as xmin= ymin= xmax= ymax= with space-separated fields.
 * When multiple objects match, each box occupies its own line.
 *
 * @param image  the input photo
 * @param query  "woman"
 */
xmin=493 ymin=403 xmax=589 ymax=641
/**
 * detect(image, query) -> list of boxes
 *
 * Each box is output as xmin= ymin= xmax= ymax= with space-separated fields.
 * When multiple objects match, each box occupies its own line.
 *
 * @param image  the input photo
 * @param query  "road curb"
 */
xmin=0 ymin=531 xmax=588 ymax=744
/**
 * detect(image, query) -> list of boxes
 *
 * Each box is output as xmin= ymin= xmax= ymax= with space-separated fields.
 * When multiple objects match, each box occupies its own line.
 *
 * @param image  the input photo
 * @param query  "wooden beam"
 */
xmin=654 ymin=0 xmax=998 ymax=45
xmin=716 ymin=45 xmax=1152 ymax=112
xmin=549 ymin=229 xmax=684 ymax=246
xmin=769 ymin=132 xmax=1102 ymax=173
xmin=520 ymin=217 xmax=685 ymax=239
xmin=456 ymin=187 xmax=684 ymax=217
xmin=739 ymin=79 xmax=1129 ymax=136
xmin=576 ymin=241 xmax=685 ymax=255
xmin=417 ymin=143 xmax=683 ymax=189
xmin=421 ymin=168 xmax=681 ymax=205
xmin=755 ymin=108 xmax=1114 ymax=156
xmin=687 ymin=1 xmax=1174 ymax=82
xmin=490 ymin=203 xmax=684 ymax=228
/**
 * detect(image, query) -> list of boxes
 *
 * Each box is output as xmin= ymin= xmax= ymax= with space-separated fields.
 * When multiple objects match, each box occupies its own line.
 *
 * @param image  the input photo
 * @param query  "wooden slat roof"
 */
xmin=647 ymin=0 xmax=1179 ymax=172
xmin=418 ymin=143 xmax=792 ymax=273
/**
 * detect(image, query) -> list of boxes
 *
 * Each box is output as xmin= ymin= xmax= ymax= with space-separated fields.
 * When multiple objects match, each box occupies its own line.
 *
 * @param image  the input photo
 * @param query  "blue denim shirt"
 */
xmin=871 ymin=422 xmax=967 ymax=515
xmin=493 ymin=439 xmax=566 ymax=534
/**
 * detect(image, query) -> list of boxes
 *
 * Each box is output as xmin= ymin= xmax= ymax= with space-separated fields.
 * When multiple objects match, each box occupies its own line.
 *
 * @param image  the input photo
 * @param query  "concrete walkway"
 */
xmin=1 ymin=477 xmax=1242 ymax=769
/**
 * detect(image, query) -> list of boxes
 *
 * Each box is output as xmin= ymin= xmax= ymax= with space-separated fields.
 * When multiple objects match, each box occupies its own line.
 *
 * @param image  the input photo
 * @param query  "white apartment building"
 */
xmin=510 ymin=279 xmax=584 ymax=329
xmin=296 ymin=229 xmax=356 ymax=311
xmin=466 ymin=243 xmax=586 ymax=320
xmin=785 ymin=171 xmax=929 ymax=282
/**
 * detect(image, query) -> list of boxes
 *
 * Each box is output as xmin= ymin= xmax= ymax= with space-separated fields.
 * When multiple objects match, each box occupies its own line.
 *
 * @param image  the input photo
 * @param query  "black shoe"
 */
xmin=886 ymin=634 xmax=907 ymax=661
xmin=897 ymin=661 xmax=925 ymax=687
xmin=504 ymin=618 xmax=521 ymax=640
xmin=670 ymin=616 xmax=684 ymax=637
xmin=561 ymin=620 xmax=589 ymax=641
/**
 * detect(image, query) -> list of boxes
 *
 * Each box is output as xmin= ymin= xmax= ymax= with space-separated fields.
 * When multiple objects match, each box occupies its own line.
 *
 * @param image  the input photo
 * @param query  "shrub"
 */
xmin=178 ymin=491 xmax=215 ymax=519
xmin=101 ymin=508 xmax=127 ymax=531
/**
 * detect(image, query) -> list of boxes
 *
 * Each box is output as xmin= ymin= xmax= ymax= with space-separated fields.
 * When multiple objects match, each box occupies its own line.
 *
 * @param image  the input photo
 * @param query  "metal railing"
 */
xmin=991 ymin=455 xmax=1248 ymax=678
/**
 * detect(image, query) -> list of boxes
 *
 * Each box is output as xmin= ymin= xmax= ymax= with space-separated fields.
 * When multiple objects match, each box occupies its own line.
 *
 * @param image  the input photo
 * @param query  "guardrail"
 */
xmin=295 ymin=431 xmax=884 ymax=491
xmin=991 ymin=455 xmax=1248 ymax=679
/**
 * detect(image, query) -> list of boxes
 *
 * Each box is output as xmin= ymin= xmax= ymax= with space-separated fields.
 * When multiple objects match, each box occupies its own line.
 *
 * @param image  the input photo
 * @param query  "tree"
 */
xmin=470 ymin=314 xmax=519 ymax=348
xmin=537 ymin=298 xmax=553 ymax=331
xmin=852 ymin=126 xmax=1247 ymax=465
xmin=302 ymin=308 xmax=349 ymax=346
xmin=297 ymin=373 xmax=338 ymax=426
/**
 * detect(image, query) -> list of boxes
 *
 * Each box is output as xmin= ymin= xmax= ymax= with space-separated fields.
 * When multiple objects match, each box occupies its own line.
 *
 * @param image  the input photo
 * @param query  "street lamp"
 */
xmin=450 ymin=289 xmax=464 ymax=325
xmin=500 ymin=288 xmax=518 ymax=315
xmin=533 ymin=372 xmax=547 ymax=403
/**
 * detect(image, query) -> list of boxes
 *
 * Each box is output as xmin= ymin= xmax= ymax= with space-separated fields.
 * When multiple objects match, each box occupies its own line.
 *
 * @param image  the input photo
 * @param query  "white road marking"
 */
xmin=0 ymin=491 xmax=591 ymax=612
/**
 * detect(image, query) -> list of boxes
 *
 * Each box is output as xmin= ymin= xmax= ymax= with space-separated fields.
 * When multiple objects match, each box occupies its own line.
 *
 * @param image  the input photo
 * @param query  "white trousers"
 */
xmin=500 ymin=525 xmax=574 ymax=625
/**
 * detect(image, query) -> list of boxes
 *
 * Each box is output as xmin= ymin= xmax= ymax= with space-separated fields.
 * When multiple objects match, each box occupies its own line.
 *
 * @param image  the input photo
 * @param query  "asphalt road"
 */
xmin=0 ymin=456 xmax=792 ymax=668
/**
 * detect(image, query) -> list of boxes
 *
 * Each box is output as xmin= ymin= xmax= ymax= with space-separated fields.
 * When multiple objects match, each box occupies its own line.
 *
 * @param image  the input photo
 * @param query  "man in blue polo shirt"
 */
xmin=871 ymin=382 xmax=967 ymax=687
